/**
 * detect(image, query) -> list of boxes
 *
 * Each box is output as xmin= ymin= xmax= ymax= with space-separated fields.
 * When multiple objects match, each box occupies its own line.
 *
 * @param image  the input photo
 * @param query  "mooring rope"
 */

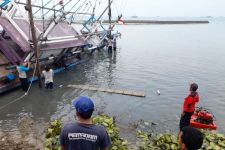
xmin=0 ymin=60 xmax=38 ymax=111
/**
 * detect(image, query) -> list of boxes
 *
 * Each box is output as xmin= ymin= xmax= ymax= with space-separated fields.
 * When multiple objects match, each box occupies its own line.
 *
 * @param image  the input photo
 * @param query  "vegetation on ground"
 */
xmin=44 ymin=114 xmax=128 ymax=150
xmin=43 ymin=115 xmax=225 ymax=150
xmin=136 ymin=129 xmax=225 ymax=150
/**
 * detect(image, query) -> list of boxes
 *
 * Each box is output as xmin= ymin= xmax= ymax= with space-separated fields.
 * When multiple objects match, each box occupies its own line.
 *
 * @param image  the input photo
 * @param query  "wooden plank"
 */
xmin=67 ymin=84 xmax=146 ymax=97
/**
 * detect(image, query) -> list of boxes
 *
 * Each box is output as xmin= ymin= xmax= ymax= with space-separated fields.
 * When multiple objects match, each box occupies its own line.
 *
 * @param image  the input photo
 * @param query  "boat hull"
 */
xmin=190 ymin=113 xmax=217 ymax=130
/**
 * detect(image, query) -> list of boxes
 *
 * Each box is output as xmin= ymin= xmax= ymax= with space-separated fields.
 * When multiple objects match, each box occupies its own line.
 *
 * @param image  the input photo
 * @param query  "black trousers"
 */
xmin=179 ymin=111 xmax=194 ymax=131
xmin=45 ymin=82 xmax=53 ymax=89
xmin=19 ymin=78 xmax=29 ymax=91
xmin=108 ymin=46 xmax=112 ymax=53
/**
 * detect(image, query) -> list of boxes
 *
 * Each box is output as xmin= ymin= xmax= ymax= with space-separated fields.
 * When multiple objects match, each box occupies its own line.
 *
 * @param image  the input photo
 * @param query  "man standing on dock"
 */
xmin=16 ymin=62 xmax=30 ymax=91
xmin=60 ymin=96 xmax=110 ymax=150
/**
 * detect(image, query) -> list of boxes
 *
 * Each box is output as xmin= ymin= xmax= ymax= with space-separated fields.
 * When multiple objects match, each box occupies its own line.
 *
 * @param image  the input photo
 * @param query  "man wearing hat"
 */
xmin=60 ymin=96 xmax=111 ymax=150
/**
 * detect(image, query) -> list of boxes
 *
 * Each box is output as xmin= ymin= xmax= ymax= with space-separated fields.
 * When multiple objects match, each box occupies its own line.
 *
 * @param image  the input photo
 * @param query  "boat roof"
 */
xmin=0 ymin=17 xmax=85 ymax=52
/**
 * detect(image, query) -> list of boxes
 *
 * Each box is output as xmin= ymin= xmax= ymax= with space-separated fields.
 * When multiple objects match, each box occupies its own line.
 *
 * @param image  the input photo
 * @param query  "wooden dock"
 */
xmin=67 ymin=84 xmax=146 ymax=97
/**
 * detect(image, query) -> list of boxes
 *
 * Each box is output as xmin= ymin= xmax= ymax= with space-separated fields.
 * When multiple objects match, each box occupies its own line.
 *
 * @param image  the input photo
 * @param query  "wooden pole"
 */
xmin=26 ymin=0 xmax=42 ymax=88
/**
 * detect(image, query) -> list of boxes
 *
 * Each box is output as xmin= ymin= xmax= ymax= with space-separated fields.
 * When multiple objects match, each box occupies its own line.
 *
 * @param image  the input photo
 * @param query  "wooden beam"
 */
xmin=26 ymin=0 xmax=42 ymax=88
xmin=67 ymin=85 xmax=146 ymax=97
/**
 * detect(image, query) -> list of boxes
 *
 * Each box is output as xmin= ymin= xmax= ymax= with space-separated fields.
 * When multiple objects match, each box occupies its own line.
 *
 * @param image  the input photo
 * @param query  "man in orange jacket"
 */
xmin=179 ymin=83 xmax=199 ymax=131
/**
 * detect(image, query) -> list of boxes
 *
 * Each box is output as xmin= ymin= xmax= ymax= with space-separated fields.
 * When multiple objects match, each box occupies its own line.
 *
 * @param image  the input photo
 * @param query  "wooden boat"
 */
xmin=0 ymin=0 xmax=121 ymax=94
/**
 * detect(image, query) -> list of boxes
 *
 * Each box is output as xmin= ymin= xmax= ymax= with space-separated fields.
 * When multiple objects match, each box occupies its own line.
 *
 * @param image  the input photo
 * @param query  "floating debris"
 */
xmin=67 ymin=84 xmax=146 ymax=97
xmin=157 ymin=90 xmax=160 ymax=95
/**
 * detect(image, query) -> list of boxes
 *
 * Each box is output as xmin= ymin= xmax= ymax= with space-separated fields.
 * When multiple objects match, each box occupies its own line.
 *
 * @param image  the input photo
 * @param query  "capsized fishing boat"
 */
xmin=0 ymin=0 xmax=123 ymax=94
xmin=190 ymin=107 xmax=217 ymax=130
xmin=68 ymin=0 xmax=122 ymax=52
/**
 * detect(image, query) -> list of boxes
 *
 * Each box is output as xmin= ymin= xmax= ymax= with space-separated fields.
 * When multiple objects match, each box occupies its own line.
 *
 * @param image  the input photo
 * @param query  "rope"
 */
xmin=0 ymin=59 xmax=38 ymax=111
xmin=76 ymin=1 xmax=90 ymax=22
xmin=41 ymin=0 xmax=45 ymax=32
xmin=113 ymin=0 xmax=119 ymax=17
xmin=121 ymin=0 xmax=128 ymax=14
xmin=115 ymin=0 xmax=127 ymax=16
xmin=69 ymin=0 xmax=88 ymax=24
xmin=67 ymin=0 xmax=81 ymax=14
xmin=33 ymin=0 xmax=52 ymax=15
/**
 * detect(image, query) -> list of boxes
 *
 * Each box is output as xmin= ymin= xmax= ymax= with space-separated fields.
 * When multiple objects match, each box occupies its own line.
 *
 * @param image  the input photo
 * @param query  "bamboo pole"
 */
xmin=26 ymin=0 xmax=42 ymax=88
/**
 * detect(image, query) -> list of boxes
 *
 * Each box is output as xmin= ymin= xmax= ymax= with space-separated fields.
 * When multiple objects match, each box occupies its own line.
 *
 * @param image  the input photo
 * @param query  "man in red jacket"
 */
xmin=179 ymin=83 xmax=199 ymax=131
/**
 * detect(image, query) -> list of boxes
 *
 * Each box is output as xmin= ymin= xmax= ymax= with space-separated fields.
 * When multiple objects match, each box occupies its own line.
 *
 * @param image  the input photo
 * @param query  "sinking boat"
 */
xmin=0 ymin=0 xmax=122 ymax=94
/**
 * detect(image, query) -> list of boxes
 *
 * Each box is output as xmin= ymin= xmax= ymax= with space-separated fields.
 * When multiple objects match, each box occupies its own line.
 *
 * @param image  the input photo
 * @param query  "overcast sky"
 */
xmin=11 ymin=0 xmax=225 ymax=18
xmin=108 ymin=0 xmax=225 ymax=17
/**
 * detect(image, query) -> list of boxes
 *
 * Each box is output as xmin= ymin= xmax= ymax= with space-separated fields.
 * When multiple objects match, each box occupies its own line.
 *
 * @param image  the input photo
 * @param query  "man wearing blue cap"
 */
xmin=60 ymin=96 xmax=111 ymax=150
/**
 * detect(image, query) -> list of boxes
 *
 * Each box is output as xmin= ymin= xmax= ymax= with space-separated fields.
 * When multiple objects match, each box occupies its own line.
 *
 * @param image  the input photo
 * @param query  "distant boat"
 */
xmin=131 ymin=16 xmax=138 ymax=18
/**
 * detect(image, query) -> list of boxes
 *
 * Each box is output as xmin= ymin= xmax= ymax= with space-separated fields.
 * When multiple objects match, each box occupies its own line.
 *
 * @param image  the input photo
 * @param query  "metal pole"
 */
xmin=108 ymin=0 xmax=112 ymax=38
xmin=16 ymin=1 xmax=92 ymax=15
xmin=26 ymin=0 xmax=42 ymax=88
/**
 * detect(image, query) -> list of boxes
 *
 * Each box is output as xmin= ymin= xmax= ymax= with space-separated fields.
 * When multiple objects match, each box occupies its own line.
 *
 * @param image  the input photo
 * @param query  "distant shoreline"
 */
xmin=103 ymin=20 xmax=209 ymax=24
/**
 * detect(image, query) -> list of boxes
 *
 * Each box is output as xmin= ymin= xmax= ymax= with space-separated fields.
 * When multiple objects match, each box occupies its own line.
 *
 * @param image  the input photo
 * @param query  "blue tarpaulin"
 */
xmin=0 ymin=0 xmax=11 ymax=8
xmin=6 ymin=73 xmax=15 ymax=81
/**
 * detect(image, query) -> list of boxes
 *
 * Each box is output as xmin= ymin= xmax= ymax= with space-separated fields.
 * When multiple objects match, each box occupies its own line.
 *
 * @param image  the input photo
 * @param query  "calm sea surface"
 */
xmin=1 ymin=19 xmax=225 ymax=135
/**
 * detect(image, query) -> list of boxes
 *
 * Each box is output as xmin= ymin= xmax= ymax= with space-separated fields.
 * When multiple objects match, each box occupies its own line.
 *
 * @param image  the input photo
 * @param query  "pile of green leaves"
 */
xmin=44 ymin=120 xmax=62 ymax=150
xmin=44 ymin=115 xmax=128 ymax=150
xmin=201 ymin=131 xmax=225 ymax=150
xmin=154 ymin=133 xmax=179 ymax=150
xmin=137 ymin=130 xmax=178 ymax=150
xmin=43 ymin=116 xmax=225 ymax=150
xmin=92 ymin=114 xmax=128 ymax=150
xmin=137 ymin=130 xmax=225 ymax=150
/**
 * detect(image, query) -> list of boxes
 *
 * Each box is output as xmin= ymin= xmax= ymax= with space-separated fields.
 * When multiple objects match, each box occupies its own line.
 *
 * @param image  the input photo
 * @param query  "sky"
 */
xmin=109 ymin=0 xmax=225 ymax=17
xmin=3 ymin=0 xmax=225 ymax=18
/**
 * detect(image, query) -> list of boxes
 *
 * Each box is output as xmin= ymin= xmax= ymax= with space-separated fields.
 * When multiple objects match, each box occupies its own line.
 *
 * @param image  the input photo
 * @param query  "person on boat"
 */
xmin=108 ymin=38 xmax=113 ymax=53
xmin=16 ymin=61 xmax=30 ymax=91
xmin=113 ymin=37 xmax=117 ymax=51
xmin=60 ymin=96 xmax=111 ymax=150
xmin=180 ymin=83 xmax=199 ymax=130
xmin=179 ymin=126 xmax=203 ymax=150
xmin=61 ymin=55 xmax=69 ymax=71
xmin=42 ymin=66 xmax=54 ymax=89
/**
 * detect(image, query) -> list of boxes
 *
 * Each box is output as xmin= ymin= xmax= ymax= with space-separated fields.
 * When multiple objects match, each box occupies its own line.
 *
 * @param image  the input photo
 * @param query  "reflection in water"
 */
xmin=107 ymin=51 xmax=117 ymax=87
